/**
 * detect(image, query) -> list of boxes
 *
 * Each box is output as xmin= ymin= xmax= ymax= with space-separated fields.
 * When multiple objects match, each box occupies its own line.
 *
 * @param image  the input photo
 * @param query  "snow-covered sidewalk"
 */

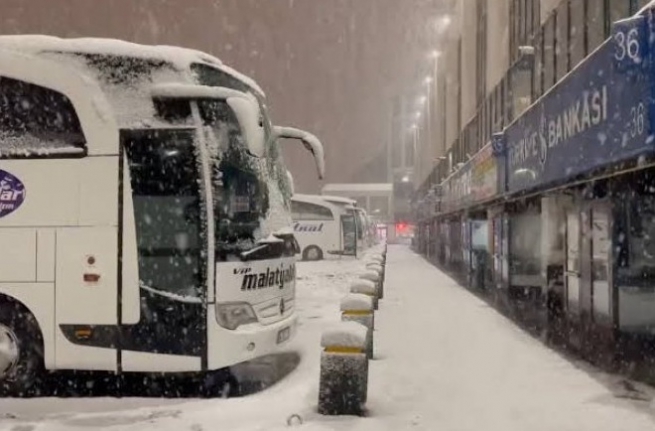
xmin=366 ymin=246 xmax=655 ymax=430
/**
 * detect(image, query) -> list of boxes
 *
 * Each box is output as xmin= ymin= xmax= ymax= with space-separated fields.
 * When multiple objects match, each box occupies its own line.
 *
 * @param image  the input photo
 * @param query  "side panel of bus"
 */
xmin=55 ymin=157 xmax=119 ymax=371
xmin=293 ymin=220 xmax=341 ymax=257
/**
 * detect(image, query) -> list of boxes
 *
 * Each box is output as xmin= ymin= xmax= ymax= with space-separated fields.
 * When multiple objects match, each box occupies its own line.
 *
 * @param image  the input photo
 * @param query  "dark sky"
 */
xmin=3 ymin=0 xmax=453 ymax=192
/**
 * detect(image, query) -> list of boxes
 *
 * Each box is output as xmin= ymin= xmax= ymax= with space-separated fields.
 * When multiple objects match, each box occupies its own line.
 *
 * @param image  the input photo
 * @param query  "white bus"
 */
xmin=321 ymin=195 xmax=373 ymax=253
xmin=290 ymin=194 xmax=358 ymax=260
xmin=0 ymin=38 xmax=324 ymax=395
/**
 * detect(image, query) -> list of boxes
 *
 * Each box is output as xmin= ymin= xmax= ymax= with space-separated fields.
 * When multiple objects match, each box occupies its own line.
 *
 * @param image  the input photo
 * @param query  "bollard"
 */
xmin=351 ymin=278 xmax=378 ymax=310
xmin=318 ymin=321 xmax=369 ymax=416
xmin=368 ymin=254 xmax=384 ymax=264
xmin=340 ymin=294 xmax=374 ymax=359
xmin=365 ymin=262 xmax=384 ymax=299
xmin=358 ymin=270 xmax=381 ymax=307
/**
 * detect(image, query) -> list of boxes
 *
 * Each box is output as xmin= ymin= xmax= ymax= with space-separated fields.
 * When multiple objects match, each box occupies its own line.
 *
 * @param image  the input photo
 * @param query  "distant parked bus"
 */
xmin=290 ymin=194 xmax=358 ymax=260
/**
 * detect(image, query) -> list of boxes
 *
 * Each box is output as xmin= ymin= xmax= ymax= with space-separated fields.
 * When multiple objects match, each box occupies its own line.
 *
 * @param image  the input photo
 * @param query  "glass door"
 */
xmin=591 ymin=205 xmax=612 ymax=323
xmin=566 ymin=209 xmax=581 ymax=314
xmin=341 ymin=213 xmax=357 ymax=256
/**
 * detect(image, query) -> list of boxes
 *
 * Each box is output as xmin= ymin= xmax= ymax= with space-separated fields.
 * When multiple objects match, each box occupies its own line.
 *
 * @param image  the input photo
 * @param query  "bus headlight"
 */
xmin=215 ymin=302 xmax=258 ymax=330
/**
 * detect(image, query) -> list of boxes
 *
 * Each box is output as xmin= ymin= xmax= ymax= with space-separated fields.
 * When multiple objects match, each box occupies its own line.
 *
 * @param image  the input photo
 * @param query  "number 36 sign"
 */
xmin=612 ymin=15 xmax=648 ymax=72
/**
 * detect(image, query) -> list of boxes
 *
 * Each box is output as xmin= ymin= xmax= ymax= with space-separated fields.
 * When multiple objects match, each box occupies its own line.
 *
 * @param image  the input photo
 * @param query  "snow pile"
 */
xmin=350 ymin=279 xmax=376 ymax=295
xmin=320 ymin=321 xmax=367 ymax=349
xmin=365 ymin=262 xmax=382 ymax=273
xmin=150 ymin=82 xmax=246 ymax=99
xmin=357 ymin=270 xmax=379 ymax=283
xmin=366 ymin=254 xmax=384 ymax=264
xmin=340 ymin=293 xmax=373 ymax=312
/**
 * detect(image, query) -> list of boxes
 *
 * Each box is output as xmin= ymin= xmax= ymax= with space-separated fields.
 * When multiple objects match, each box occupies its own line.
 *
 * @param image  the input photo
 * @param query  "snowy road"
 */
xmin=1 ymin=246 xmax=655 ymax=430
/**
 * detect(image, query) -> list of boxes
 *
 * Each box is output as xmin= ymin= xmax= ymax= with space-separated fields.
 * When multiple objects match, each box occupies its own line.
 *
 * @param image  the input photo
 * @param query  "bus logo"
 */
xmin=241 ymin=263 xmax=296 ymax=291
xmin=293 ymin=222 xmax=324 ymax=233
xmin=0 ymin=170 xmax=26 ymax=218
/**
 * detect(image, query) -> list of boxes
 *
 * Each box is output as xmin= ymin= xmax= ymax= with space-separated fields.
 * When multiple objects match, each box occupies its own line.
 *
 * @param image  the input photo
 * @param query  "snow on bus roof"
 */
xmin=320 ymin=194 xmax=358 ymax=205
xmin=0 ymin=35 xmax=265 ymax=97
xmin=150 ymin=83 xmax=251 ymax=100
xmin=322 ymin=183 xmax=393 ymax=193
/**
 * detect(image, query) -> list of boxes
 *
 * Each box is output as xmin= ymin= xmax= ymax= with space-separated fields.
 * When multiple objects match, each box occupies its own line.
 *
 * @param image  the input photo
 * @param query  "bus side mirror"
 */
xmin=273 ymin=126 xmax=325 ymax=180
xmin=286 ymin=170 xmax=295 ymax=195
xmin=227 ymin=96 xmax=266 ymax=158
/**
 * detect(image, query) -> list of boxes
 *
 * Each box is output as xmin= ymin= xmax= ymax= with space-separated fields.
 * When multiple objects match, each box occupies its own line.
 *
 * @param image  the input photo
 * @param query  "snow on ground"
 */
xmin=1 ymin=246 xmax=655 ymax=430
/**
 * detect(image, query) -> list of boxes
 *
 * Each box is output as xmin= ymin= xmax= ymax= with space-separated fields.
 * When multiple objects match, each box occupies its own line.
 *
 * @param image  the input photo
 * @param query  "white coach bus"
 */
xmin=290 ymin=194 xmax=358 ymax=260
xmin=0 ymin=38 xmax=324 ymax=394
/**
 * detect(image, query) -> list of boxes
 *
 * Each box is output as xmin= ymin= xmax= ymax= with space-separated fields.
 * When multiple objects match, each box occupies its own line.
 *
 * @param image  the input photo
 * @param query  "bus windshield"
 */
xmin=191 ymin=62 xmax=294 ymax=203
xmin=199 ymin=99 xmax=269 ymax=259
xmin=153 ymin=96 xmax=269 ymax=257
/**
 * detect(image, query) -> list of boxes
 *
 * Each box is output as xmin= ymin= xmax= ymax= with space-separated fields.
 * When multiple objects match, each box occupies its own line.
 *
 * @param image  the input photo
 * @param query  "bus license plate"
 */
xmin=277 ymin=327 xmax=291 ymax=344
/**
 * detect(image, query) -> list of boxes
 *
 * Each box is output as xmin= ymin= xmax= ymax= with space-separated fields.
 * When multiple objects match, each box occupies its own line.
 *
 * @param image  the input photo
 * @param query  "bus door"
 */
xmin=341 ymin=213 xmax=357 ymax=256
xmin=119 ymin=128 xmax=207 ymax=372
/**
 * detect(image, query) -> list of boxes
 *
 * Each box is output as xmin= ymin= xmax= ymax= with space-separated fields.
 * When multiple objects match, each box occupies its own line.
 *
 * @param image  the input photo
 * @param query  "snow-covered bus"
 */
xmin=0 ymin=37 xmax=324 ymax=395
xmin=290 ymin=194 xmax=358 ymax=260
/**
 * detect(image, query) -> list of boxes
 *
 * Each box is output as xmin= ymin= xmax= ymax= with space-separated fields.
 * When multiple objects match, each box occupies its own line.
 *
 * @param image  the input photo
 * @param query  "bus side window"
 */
xmin=291 ymin=201 xmax=332 ymax=221
xmin=0 ymin=75 xmax=87 ymax=157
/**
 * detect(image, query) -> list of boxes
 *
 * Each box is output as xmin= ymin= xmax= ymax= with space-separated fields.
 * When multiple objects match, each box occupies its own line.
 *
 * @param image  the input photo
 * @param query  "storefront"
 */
xmin=501 ymin=15 xmax=655 ymax=348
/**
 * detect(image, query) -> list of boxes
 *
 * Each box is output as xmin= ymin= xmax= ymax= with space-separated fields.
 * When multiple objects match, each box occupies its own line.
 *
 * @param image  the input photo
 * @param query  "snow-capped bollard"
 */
xmin=351 ymin=278 xmax=378 ymax=309
xmin=340 ymin=294 xmax=374 ymax=359
xmin=318 ymin=321 xmax=369 ymax=416
xmin=365 ymin=262 xmax=384 ymax=299
xmin=359 ymin=270 xmax=381 ymax=307
xmin=368 ymin=254 xmax=384 ymax=264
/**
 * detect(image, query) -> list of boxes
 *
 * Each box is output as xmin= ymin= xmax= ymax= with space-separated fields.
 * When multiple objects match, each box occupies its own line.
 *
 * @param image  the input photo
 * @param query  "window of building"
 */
xmin=569 ymin=0 xmax=586 ymax=68
xmin=609 ymin=1 xmax=631 ymax=28
xmin=556 ymin=1 xmax=570 ymax=79
xmin=543 ymin=13 xmax=556 ymax=92
xmin=476 ymin=0 xmax=487 ymax=106
xmin=533 ymin=29 xmax=544 ymax=99
xmin=586 ymin=0 xmax=606 ymax=52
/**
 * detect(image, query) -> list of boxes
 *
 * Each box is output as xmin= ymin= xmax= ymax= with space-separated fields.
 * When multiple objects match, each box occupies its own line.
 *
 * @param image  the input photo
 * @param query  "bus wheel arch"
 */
xmin=302 ymin=245 xmax=323 ymax=261
xmin=0 ymin=294 xmax=44 ymax=396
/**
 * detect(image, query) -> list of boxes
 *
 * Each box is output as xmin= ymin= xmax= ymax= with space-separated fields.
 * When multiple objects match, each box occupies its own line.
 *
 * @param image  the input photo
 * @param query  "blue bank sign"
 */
xmin=506 ymin=14 xmax=655 ymax=193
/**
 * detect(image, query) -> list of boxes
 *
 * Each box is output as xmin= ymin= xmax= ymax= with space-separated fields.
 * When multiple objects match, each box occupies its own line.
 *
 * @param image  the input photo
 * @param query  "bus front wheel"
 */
xmin=0 ymin=303 xmax=43 ymax=396
xmin=302 ymin=245 xmax=323 ymax=261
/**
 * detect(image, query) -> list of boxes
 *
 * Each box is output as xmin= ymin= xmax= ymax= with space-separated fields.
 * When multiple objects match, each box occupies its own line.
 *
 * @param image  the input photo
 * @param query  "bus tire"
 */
xmin=0 ymin=302 xmax=43 ymax=396
xmin=302 ymin=245 xmax=323 ymax=261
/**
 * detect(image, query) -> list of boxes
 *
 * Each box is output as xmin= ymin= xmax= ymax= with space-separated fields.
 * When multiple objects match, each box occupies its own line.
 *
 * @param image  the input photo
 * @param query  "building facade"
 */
xmin=416 ymin=0 xmax=651 ymax=193
xmin=413 ymin=0 xmax=655 ymax=379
